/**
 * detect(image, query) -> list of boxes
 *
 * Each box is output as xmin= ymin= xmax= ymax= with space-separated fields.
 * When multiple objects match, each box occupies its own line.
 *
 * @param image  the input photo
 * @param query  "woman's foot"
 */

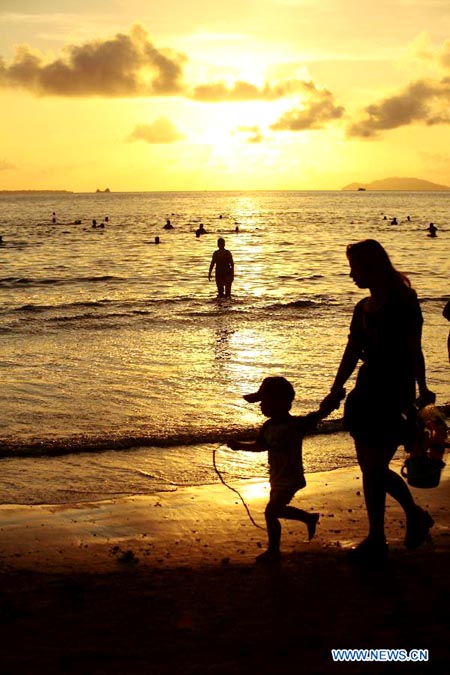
xmin=405 ymin=507 xmax=434 ymax=550
xmin=307 ymin=513 xmax=320 ymax=540
xmin=256 ymin=548 xmax=281 ymax=564
xmin=348 ymin=536 xmax=389 ymax=565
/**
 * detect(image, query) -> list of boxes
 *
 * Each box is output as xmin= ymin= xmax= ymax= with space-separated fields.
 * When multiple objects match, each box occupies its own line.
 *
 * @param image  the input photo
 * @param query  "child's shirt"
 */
xmin=257 ymin=412 xmax=320 ymax=491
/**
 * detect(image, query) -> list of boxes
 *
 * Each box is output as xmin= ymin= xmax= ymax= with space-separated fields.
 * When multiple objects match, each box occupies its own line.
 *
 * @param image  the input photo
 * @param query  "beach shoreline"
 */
xmin=1 ymin=439 xmax=449 ymax=673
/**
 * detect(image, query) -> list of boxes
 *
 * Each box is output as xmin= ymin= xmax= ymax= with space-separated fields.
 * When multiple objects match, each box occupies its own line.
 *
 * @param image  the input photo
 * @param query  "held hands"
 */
xmin=319 ymin=387 xmax=346 ymax=417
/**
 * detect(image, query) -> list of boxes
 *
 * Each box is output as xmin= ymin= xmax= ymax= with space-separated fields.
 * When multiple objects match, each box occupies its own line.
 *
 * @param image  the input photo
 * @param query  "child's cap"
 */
xmin=243 ymin=376 xmax=295 ymax=403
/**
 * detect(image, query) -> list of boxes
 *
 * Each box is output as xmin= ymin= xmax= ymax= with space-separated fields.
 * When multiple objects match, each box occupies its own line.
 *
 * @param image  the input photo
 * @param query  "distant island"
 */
xmin=342 ymin=177 xmax=450 ymax=191
xmin=0 ymin=189 xmax=73 ymax=194
xmin=96 ymin=188 xmax=111 ymax=193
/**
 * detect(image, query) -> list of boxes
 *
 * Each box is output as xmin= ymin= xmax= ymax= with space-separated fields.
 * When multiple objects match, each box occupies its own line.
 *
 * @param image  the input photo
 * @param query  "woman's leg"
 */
xmin=355 ymin=440 xmax=392 ymax=543
xmin=385 ymin=469 xmax=417 ymax=517
xmin=356 ymin=441 xmax=433 ymax=550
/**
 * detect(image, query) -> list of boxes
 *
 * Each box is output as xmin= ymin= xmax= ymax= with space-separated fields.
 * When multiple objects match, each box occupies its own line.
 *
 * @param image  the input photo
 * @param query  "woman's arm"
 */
xmin=320 ymin=336 xmax=361 ymax=411
xmin=407 ymin=330 xmax=436 ymax=407
xmin=228 ymin=440 xmax=265 ymax=452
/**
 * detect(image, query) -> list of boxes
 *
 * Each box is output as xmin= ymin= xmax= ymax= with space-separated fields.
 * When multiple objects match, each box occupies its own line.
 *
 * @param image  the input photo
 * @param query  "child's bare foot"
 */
xmin=255 ymin=548 xmax=281 ymax=563
xmin=307 ymin=513 xmax=319 ymax=540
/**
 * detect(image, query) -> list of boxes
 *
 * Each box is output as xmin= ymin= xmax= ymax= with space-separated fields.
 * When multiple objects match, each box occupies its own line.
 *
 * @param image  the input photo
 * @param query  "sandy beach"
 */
xmin=1 ymin=432 xmax=449 ymax=674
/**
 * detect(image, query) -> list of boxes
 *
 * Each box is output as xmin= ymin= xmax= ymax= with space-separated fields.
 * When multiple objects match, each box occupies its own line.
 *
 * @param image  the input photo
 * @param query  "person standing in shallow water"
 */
xmin=320 ymin=239 xmax=436 ymax=563
xmin=208 ymin=238 xmax=234 ymax=297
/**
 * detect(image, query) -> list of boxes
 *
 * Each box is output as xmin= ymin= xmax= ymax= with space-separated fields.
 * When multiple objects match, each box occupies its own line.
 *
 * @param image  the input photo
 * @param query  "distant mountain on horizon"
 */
xmin=0 ymin=189 xmax=74 ymax=194
xmin=342 ymin=177 xmax=450 ymax=191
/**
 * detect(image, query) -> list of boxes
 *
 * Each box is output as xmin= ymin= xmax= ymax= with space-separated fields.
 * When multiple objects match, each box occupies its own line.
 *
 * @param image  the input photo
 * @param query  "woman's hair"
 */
xmin=346 ymin=239 xmax=416 ymax=297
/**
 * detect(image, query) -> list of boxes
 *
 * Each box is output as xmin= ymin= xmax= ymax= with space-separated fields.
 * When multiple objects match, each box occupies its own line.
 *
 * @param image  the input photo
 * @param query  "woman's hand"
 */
xmin=416 ymin=388 xmax=436 ymax=409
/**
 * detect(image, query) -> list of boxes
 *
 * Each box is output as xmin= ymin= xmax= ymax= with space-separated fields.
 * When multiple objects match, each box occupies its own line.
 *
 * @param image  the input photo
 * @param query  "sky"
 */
xmin=1 ymin=0 xmax=450 ymax=191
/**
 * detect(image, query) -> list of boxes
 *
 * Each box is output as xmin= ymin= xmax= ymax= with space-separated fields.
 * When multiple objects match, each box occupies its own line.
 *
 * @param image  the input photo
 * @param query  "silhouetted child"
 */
xmin=228 ymin=376 xmax=334 ymax=562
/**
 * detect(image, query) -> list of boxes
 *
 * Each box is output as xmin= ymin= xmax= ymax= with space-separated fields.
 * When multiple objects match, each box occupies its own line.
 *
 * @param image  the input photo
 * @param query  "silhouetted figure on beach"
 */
xmin=427 ymin=223 xmax=437 ymax=238
xmin=444 ymin=299 xmax=450 ymax=364
xmin=163 ymin=219 xmax=174 ymax=230
xmin=208 ymin=238 xmax=234 ymax=297
xmin=320 ymin=239 xmax=436 ymax=563
xmin=228 ymin=377 xmax=333 ymax=562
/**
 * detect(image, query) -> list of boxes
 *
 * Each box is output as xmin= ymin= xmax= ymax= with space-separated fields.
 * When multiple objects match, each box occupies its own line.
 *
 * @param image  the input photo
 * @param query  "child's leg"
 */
xmin=264 ymin=490 xmax=319 ymax=551
xmin=280 ymin=506 xmax=320 ymax=540
xmin=264 ymin=499 xmax=282 ymax=551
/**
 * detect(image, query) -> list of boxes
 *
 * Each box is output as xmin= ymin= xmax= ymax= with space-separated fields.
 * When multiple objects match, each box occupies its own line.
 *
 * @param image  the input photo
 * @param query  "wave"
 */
xmin=2 ymin=292 xmax=444 ymax=329
xmin=420 ymin=295 xmax=450 ymax=305
xmin=266 ymin=297 xmax=335 ymax=311
xmin=0 ymin=419 xmax=345 ymax=459
xmin=0 ymin=275 xmax=125 ymax=288
xmin=14 ymin=299 xmax=114 ymax=313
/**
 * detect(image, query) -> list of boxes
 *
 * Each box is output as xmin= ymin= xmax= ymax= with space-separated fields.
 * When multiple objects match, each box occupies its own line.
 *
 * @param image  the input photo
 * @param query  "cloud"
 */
xmin=128 ymin=117 xmax=185 ymax=144
xmin=413 ymin=35 xmax=450 ymax=70
xmin=189 ymin=78 xmax=306 ymax=102
xmin=0 ymin=21 xmax=344 ymax=124
xmin=234 ymin=126 xmax=265 ymax=143
xmin=439 ymin=39 xmax=450 ymax=69
xmin=0 ymin=24 xmax=186 ymax=97
xmin=0 ymin=159 xmax=15 ymax=171
xmin=348 ymin=78 xmax=450 ymax=138
xmin=271 ymin=85 xmax=345 ymax=131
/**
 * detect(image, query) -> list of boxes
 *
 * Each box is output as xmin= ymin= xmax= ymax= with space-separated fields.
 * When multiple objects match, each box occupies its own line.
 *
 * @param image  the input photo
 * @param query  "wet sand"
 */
xmin=1 ymin=445 xmax=449 ymax=674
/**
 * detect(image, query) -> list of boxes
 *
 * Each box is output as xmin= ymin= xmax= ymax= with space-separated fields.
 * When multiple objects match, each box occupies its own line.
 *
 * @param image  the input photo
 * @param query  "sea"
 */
xmin=0 ymin=190 xmax=449 ymax=505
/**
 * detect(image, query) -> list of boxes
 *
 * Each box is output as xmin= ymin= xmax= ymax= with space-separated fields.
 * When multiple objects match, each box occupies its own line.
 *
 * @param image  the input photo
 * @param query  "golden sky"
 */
xmin=1 ymin=0 xmax=450 ymax=191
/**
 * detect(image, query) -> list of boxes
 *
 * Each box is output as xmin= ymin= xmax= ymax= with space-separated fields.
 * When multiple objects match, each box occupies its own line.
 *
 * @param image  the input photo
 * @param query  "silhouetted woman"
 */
xmin=320 ymin=239 xmax=435 ymax=562
xmin=443 ymin=299 xmax=450 ymax=363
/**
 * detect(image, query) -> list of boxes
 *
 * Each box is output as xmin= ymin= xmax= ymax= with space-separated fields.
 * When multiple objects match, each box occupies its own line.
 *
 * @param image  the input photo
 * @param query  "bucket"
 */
xmin=401 ymin=456 xmax=445 ymax=488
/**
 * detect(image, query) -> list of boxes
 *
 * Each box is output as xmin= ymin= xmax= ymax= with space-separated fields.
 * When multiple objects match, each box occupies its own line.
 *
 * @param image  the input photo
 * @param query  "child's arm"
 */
xmin=297 ymin=398 xmax=344 ymax=434
xmin=228 ymin=439 xmax=265 ymax=452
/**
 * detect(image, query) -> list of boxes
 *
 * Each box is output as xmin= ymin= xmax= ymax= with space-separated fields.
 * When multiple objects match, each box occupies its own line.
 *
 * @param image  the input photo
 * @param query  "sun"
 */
xmin=195 ymin=99 xmax=284 ymax=156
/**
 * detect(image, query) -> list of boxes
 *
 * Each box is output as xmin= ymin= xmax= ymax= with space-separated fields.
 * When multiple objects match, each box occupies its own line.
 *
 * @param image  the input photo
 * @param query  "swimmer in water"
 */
xmin=196 ymin=223 xmax=207 ymax=237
